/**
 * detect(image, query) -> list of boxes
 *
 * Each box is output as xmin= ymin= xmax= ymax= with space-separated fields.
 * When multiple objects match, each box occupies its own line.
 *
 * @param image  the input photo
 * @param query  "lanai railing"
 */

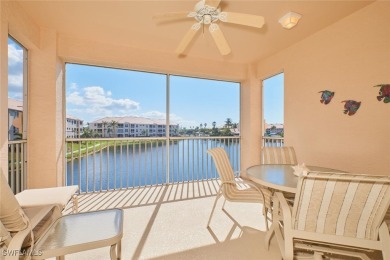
xmin=262 ymin=136 xmax=284 ymax=147
xmin=65 ymin=136 xmax=240 ymax=193
xmin=8 ymin=140 xmax=27 ymax=194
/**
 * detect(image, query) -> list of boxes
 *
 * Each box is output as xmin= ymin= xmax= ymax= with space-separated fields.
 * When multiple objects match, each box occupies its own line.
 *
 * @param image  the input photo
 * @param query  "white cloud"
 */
xmin=8 ymin=74 xmax=23 ymax=88
xmin=8 ymin=44 xmax=23 ymax=67
xmin=69 ymin=83 xmax=78 ymax=91
xmin=82 ymin=86 xmax=140 ymax=110
xmin=141 ymin=111 xmax=166 ymax=119
xmin=141 ymin=111 xmax=197 ymax=128
xmin=9 ymin=92 xmax=23 ymax=100
xmin=67 ymin=91 xmax=84 ymax=105
xmin=67 ymin=86 xmax=199 ymax=127
xmin=8 ymin=43 xmax=24 ymax=94
xmin=67 ymin=86 xmax=140 ymax=121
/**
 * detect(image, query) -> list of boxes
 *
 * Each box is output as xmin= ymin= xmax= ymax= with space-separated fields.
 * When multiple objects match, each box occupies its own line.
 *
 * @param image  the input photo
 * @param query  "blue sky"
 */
xmin=8 ymin=38 xmax=24 ymax=100
xmin=263 ymin=73 xmax=284 ymax=124
xmin=66 ymin=64 xmax=240 ymax=128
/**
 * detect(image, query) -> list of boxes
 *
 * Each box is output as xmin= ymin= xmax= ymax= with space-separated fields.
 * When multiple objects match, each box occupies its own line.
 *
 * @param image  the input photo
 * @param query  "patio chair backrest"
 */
xmin=262 ymin=147 xmax=297 ymax=165
xmin=0 ymin=220 xmax=11 ymax=248
xmin=292 ymin=171 xmax=390 ymax=241
xmin=207 ymin=148 xmax=235 ymax=183
xmin=0 ymin=173 xmax=28 ymax=232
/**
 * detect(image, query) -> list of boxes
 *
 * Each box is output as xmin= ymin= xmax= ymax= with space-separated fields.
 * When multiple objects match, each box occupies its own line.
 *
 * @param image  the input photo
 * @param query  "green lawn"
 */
xmin=66 ymin=139 xmax=165 ymax=159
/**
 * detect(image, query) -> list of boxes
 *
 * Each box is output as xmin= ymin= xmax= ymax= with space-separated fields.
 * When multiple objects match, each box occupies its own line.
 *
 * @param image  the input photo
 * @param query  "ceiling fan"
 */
xmin=154 ymin=0 xmax=265 ymax=56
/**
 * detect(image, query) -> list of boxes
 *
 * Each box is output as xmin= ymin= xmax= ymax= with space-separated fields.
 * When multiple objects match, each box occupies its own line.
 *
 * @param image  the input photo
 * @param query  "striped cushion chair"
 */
xmin=272 ymin=171 xmax=390 ymax=260
xmin=261 ymin=146 xmax=297 ymax=165
xmin=207 ymin=147 xmax=272 ymax=230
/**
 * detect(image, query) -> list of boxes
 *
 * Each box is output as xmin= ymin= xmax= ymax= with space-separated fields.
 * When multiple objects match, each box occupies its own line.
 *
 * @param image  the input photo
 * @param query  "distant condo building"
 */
xmin=9 ymin=98 xmax=83 ymax=139
xmin=66 ymin=115 xmax=84 ymax=138
xmin=8 ymin=98 xmax=24 ymax=140
xmin=89 ymin=116 xmax=179 ymax=137
xmin=264 ymin=123 xmax=284 ymax=136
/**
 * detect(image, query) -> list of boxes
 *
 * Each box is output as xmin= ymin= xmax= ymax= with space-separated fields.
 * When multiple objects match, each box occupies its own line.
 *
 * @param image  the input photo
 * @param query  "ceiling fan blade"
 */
xmin=219 ymin=12 xmax=265 ymax=28
xmin=209 ymin=24 xmax=231 ymax=56
xmin=205 ymin=0 xmax=221 ymax=8
xmin=175 ymin=23 xmax=201 ymax=55
xmin=153 ymin=12 xmax=192 ymax=22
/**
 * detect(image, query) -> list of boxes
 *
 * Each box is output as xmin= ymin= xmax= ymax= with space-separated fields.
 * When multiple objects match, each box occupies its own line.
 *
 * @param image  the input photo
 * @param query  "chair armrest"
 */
xmin=5 ymin=226 xmax=32 ymax=260
xmin=273 ymin=192 xmax=292 ymax=230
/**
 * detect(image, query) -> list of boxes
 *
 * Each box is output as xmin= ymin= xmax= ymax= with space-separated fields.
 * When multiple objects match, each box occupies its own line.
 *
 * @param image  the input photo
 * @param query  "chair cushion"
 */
xmin=0 ymin=173 xmax=28 ymax=232
xmin=15 ymin=185 xmax=79 ymax=209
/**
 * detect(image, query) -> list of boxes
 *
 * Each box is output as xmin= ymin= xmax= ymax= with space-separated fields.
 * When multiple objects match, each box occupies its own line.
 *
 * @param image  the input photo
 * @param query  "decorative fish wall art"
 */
xmin=341 ymin=100 xmax=361 ymax=116
xmin=318 ymin=90 xmax=335 ymax=104
xmin=374 ymin=84 xmax=390 ymax=103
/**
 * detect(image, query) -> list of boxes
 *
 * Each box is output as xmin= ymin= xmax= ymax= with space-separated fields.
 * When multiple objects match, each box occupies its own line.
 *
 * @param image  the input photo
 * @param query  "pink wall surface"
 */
xmin=257 ymin=2 xmax=390 ymax=175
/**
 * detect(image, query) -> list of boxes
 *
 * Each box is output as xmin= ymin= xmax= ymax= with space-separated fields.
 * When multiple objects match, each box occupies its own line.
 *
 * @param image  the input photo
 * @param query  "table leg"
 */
xmin=110 ymin=244 xmax=117 ymax=260
xmin=117 ymin=240 xmax=122 ymax=259
xmin=56 ymin=256 xmax=65 ymax=260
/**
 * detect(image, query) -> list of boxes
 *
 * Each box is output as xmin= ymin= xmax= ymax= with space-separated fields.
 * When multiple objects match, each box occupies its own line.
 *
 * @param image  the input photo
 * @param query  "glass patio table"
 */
xmin=246 ymin=164 xmax=343 ymax=194
xmin=32 ymin=208 xmax=123 ymax=260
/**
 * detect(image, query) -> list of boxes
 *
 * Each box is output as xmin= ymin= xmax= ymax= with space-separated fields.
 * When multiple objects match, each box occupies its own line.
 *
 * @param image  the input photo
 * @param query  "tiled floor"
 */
xmin=62 ymin=181 xmax=281 ymax=259
xmin=61 ymin=181 xmax=383 ymax=260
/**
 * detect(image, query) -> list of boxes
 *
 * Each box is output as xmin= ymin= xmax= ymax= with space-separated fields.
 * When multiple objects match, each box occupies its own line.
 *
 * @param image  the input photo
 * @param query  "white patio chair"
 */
xmin=261 ymin=146 xmax=297 ymax=165
xmin=261 ymin=146 xmax=298 ymax=202
xmin=272 ymin=171 xmax=390 ymax=260
xmin=15 ymin=185 xmax=79 ymax=214
xmin=207 ymin=147 xmax=272 ymax=230
xmin=0 ymin=172 xmax=61 ymax=260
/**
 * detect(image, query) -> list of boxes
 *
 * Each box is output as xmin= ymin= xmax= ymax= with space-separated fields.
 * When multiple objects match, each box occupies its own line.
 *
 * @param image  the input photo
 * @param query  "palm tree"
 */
xmin=109 ymin=120 xmax=118 ymax=137
xmin=107 ymin=126 xmax=112 ymax=137
xmin=102 ymin=120 xmax=108 ymax=137
xmin=204 ymin=123 xmax=207 ymax=129
xmin=225 ymin=118 xmax=232 ymax=128
xmin=212 ymin=121 xmax=216 ymax=129
xmin=81 ymin=127 xmax=93 ymax=138
xmin=200 ymin=123 xmax=203 ymax=129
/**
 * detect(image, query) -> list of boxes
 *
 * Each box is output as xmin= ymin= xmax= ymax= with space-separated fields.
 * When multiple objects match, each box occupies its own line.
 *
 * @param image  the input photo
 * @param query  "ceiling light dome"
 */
xmin=279 ymin=12 xmax=302 ymax=29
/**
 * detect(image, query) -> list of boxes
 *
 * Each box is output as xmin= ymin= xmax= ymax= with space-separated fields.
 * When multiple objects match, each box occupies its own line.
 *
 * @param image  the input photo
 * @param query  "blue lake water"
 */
xmin=66 ymin=139 xmax=240 ymax=192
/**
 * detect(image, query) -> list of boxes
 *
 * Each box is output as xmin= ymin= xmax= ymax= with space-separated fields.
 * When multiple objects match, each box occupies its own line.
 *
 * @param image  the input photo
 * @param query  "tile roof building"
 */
xmin=89 ymin=116 xmax=179 ymax=137
xmin=8 ymin=98 xmax=24 ymax=140
xmin=66 ymin=115 xmax=84 ymax=138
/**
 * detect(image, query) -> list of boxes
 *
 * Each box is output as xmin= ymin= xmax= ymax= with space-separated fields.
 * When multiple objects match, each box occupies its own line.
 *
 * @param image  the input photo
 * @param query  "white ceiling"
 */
xmin=16 ymin=0 xmax=374 ymax=64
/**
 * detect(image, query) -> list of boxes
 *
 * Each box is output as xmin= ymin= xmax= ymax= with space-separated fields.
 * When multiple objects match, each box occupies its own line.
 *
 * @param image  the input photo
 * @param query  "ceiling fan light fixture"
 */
xmin=279 ymin=12 xmax=301 ymax=29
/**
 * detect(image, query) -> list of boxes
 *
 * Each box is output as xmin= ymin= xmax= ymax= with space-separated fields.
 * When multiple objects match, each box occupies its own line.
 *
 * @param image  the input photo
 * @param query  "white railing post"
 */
xmin=8 ymin=140 xmax=27 ymax=194
xmin=262 ymin=136 xmax=284 ymax=147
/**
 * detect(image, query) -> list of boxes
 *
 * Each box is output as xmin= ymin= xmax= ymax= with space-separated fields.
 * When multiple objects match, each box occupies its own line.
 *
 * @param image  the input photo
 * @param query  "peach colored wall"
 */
xmin=2 ymin=1 xmax=40 ymax=50
xmin=0 ymin=17 xmax=9 ymax=180
xmin=58 ymin=35 xmax=247 ymax=82
xmin=240 ymin=64 xmax=262 ymax=176
xmin=1 ymin=2 xmax=64 ymax=188
xmin=28 ymin=28 xmax=64 ymax=188
xmin=55 ymin=58 xmax=65 ymax=186
xmin=257 ymin=2 xmax=390 ymax=175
